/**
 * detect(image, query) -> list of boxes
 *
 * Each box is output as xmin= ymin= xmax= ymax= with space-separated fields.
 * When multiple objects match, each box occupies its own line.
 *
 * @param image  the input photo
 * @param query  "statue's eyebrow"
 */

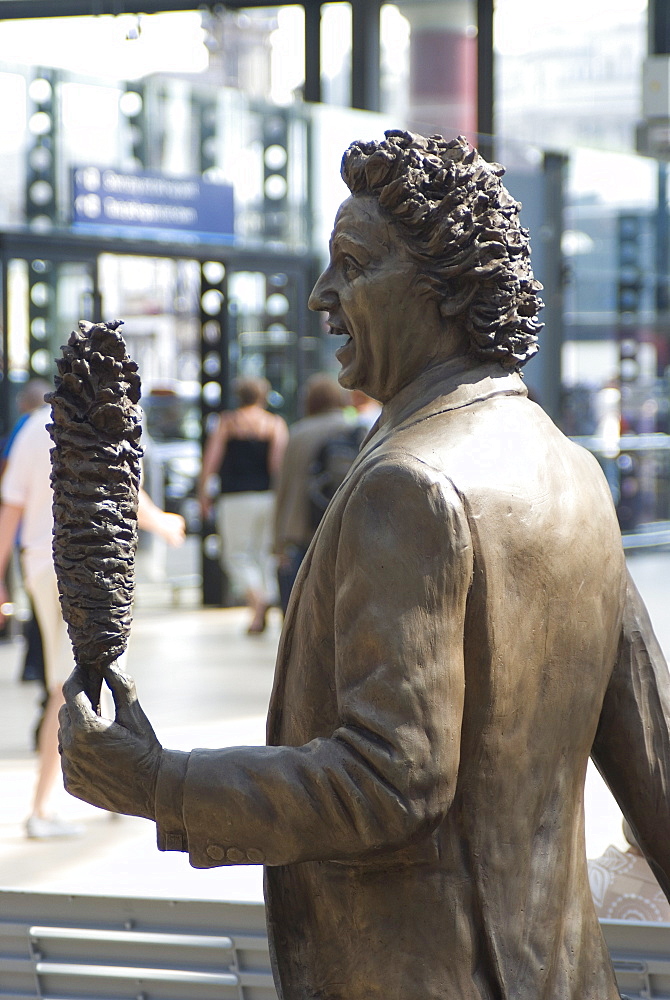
xmin=330 ymin=233 xmax=372 ymax=263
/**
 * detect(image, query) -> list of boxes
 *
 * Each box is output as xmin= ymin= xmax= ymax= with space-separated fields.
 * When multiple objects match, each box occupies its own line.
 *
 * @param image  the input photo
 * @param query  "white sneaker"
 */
xmin=25 ymin=816 xmax=85 ymax=840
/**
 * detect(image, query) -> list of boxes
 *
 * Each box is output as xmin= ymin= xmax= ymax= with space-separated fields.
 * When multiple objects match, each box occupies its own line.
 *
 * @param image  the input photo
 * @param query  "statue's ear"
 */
xmin=439 ymin=286 xmax=476 ymax=318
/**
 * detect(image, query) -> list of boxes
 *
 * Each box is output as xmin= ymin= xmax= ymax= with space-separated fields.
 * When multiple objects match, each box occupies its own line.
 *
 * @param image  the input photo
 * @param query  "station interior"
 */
xmin=3 ymin=5 xmax=670 ymax=977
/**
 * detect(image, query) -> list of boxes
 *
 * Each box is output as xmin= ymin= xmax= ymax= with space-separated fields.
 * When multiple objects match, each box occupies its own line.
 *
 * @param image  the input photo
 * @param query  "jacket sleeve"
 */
xmin=591 ymin=567 xmax=670 ymax=899
xmin=155 ymin=456 xmax=473 ymax=868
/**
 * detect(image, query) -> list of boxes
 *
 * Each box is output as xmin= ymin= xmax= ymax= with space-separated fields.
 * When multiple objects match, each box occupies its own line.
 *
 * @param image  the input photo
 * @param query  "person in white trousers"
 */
xmin=0 ymin=403 xmax=185 ymax=838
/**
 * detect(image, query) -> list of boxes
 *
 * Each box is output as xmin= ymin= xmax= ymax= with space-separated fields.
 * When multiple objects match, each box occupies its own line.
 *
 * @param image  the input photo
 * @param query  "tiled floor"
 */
xmin=0 ymin=587 xmax=279 ymax=902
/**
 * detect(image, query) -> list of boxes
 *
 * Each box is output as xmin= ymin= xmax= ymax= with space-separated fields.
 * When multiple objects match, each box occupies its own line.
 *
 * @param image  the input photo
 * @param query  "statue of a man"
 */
xmin=59 ymin=132 xmax=670 ymax=1000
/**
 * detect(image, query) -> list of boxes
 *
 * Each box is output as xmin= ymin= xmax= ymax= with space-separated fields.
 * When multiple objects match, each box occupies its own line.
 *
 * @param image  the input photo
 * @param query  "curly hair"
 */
xmin=341 ymin=131 xmax=543 ymax=369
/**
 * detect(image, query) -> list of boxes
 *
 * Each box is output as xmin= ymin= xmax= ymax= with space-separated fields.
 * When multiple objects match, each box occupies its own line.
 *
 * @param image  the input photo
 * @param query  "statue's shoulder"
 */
xmin=346 ymin=446 xmax=467 ymax=518
xmin=335 ymin=450 xmax=471 ymax=564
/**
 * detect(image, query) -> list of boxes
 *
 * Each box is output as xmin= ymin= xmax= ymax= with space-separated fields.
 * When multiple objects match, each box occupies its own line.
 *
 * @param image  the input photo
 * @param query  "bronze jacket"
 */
xmin=156 ymin=357 xmax=670 ymax=1000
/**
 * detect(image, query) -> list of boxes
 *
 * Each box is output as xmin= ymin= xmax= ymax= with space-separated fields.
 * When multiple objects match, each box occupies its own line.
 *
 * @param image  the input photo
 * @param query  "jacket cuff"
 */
xmin=155 ymin=749 xmax=190 ymax=852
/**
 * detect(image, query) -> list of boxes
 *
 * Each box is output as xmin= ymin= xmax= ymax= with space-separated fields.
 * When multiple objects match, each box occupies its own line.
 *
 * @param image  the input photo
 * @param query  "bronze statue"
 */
xmin=59 ymin=132 xmax=670 ymax=999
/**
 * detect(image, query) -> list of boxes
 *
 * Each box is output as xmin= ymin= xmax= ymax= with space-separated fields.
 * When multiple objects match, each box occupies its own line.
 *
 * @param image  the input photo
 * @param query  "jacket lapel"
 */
xmin=266 ymin=359 xmax=527 ymax=744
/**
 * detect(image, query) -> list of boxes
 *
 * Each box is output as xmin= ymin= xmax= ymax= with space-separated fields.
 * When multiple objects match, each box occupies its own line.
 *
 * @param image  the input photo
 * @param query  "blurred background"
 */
xmin=1 ymin=0 xmax=670 ymax=603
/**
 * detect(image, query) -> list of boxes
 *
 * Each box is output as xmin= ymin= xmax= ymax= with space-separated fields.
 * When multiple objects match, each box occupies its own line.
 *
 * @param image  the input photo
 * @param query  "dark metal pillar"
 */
xmin=24 ymin=68 xmax=58 ymax=383
xmin=199 ymin=261 xmax=229 ymax=606
xmin=649 ymin=0 xmax=670 ymax=54
xmin=656 ymin=164 xmax=669 ymax=322
xmin=476 ymin=0 xmax=494 ymax=161
xmin=351 ymin=0 xmax=381 ymax=112
xmin=648 ymin=1 xmax=670 ymax=360
xmin=524 ymin=152 xmax=567 ymax=424
xmin=304 ymin=1 xmax=322 ymax=104
xmin=262 ymin=111 xmax=290 ymax=241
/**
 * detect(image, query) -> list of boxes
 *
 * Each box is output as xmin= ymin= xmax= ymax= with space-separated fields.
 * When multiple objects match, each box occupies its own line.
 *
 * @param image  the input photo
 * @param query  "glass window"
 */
xmin=321 ymin=2 xmax=352 ymax=107
xmin=495 ymin=0 xmax=647 ymax=154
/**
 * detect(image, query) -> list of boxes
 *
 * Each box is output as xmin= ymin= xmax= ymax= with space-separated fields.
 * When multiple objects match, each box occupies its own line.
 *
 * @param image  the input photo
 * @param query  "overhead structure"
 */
xmin=0 ymin=0 xmax=495 ymax=134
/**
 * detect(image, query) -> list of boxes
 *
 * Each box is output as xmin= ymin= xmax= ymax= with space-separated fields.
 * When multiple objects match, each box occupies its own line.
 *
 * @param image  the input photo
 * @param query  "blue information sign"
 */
xmin=72 ymin=167 xmax=234 ymax=238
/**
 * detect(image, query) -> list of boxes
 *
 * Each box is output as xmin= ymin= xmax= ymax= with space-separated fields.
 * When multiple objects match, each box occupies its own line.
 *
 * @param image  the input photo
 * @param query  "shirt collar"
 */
xmin=361 ymin=356 xmax=527 ymax=450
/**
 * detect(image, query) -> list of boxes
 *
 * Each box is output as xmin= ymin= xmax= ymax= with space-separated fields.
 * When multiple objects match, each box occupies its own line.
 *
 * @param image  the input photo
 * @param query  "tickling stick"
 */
xmin=47 ymin=320 xmax=143 ymax=710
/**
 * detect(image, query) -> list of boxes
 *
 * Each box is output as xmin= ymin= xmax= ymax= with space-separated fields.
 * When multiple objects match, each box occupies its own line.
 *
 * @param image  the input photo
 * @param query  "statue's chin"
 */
xmin=337 ymin=368 xmax=356 ymax=389
xmin=336 ymin=351 xmax=360 ymax=392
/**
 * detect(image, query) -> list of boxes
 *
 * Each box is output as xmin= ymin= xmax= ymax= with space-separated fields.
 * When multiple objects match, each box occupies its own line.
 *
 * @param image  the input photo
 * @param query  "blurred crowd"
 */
xmin=198 ymin=373 xmax=380 ymax=632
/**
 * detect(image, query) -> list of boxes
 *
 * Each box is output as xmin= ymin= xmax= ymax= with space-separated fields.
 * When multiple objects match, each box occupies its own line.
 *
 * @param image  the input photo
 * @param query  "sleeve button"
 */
xmin=206 ymin=844 xmax=225 ymax=861
xmin=226 ymin=847 xmax=245 ymax=862
xmin=246 ymin=848 xmax=265 ymax=863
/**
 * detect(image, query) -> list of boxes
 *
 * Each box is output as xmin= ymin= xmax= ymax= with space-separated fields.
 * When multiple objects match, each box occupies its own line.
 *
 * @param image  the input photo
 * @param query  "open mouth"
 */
xmin=327 ymin=320 xmax=352 ymax=347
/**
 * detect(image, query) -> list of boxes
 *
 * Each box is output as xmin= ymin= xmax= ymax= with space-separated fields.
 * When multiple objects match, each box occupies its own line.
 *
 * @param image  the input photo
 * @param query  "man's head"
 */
xmin=304 ymin=374 xmax=346 ymax=416
xmin=341 ymin=131 xmax=543 ymax=370
xmin=233 ymin=376 xmax=270 ymax=408
xmin=18 ymin=378 xmax=51 ymax=414
xmin=309 ymin=131 xmax=542 ymax=402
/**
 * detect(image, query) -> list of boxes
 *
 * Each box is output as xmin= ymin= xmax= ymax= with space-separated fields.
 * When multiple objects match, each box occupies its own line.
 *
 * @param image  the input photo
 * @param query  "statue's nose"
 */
xmin=308 ymin=269 xmax=337 ymax=313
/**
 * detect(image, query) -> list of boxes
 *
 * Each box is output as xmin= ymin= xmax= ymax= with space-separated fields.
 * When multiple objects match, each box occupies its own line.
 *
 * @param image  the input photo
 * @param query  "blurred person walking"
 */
xmin=199 ymin=376 xmax=288 ymax=634
xmin=274 ymin=375 xmax=351 ymax=613
xmin=0 ymin=378 xmax=52 ymax=476
xmin=0 ymin=379 xmax=51 ymax=690
xmin=0 ymin=402 xmax=185 ymax=839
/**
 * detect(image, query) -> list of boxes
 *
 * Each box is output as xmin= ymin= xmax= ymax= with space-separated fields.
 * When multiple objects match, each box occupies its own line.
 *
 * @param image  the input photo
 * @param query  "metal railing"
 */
xmin=3 ymin=889 xmax=670 ymax=999
xmin=0 ymin=890 xmax=278 ymax=1000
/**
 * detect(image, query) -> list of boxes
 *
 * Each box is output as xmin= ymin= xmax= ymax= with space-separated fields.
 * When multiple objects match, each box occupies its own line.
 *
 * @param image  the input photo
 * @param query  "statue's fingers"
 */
xmin=61 ymin=759 xmax=95 ymax=802
xmin=102 ymin=662 xmax=144 ymax=729
xmin=57 ymin=702 xmax=71 ymax=751
xmin=62 ymin=667 xmax=105 ymax=729
xmin=103 ymin=663 xmax=156 ymax=740
xmin=62 ymin=666 xmax=86 ymax=703
xmin=58 ymin=698 xmax=90 ymax=754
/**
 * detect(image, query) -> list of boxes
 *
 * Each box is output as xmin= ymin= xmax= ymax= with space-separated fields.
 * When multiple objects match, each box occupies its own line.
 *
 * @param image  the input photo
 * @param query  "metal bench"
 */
xmin=0 ymin=890 xmax=277 ymax=1000
xmin=601 ymin=918 xmax=670 ymax=999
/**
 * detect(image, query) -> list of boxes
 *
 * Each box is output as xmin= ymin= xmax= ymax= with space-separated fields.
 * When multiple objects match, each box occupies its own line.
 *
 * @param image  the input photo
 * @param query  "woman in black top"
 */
xmin=199 ymin=376 xmax=288 ymax=633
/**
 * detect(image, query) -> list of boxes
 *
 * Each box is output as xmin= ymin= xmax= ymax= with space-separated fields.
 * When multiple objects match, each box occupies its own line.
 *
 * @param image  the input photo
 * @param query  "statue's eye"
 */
xmin=343 ymin=255 xmax=361 ymax=280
